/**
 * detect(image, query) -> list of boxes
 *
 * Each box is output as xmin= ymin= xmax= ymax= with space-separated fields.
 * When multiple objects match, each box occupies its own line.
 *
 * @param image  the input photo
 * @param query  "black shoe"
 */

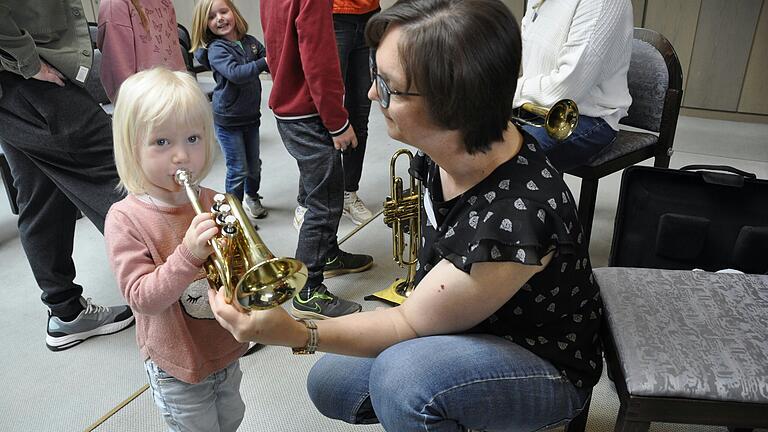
xmin=291 ymin=285 xmax=362 ymax=319
xmin=323 ymin=250 xmax=374 ymax=278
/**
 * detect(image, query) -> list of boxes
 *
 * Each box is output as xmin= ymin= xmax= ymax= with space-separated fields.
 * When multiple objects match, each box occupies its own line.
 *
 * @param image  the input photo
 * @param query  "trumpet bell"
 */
xmin=513 ymin=99 xmax=579 ymax=141
xmin=236 ymin=258 xmax=307 ymax=310
xmin=546 ymin=99 xmax=579 ymax=141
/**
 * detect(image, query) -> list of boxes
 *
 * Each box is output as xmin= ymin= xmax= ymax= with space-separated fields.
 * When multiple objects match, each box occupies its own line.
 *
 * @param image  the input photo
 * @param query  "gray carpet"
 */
xmin=1 ymin=80 xmax=766 ymax=431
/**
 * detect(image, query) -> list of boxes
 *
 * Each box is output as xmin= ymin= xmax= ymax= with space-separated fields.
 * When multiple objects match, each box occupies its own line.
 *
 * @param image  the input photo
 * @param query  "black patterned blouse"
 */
xmin=410 ymin=130 xmax=603 ymax=388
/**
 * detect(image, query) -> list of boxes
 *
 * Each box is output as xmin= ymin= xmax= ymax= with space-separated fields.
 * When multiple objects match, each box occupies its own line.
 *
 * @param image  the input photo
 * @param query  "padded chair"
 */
xmin=595 ymin=267 xmax=768 ymax=432
xmin=566 ymin=28 xmax=683 ymax=245
xmin=177 ymin=23 xmax=215 ymax=99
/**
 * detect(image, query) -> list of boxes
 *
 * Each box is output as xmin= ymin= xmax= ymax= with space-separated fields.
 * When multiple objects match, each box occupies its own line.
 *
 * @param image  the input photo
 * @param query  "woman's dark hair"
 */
xmin=366 ymin=0 xmax=521 ymax=154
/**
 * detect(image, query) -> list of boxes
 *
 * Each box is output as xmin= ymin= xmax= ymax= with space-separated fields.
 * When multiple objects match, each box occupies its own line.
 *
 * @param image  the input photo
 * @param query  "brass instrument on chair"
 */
xmin=175 ymin=169 xmax=307 ymax=310
xmin=513 ymin=99 xmax=579 ymax=141
xmin=365 ymin=149 xmax=420 ymax=306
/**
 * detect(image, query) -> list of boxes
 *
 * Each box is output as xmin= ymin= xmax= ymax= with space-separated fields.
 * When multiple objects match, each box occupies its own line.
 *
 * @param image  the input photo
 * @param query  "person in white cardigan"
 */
xmin=514 ymin=0 xmax=633 ymax=171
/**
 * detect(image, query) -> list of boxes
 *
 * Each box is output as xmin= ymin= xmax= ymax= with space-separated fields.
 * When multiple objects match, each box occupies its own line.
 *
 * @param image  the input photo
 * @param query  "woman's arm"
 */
xmin=210 ymin=253 xmax=552 ymax=357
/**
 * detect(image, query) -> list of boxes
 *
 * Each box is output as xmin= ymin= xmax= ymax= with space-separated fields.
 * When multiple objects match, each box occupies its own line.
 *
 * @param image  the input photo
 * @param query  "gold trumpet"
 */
xmin=513 ymin=99 xmax=579 ymax=141
xmin=365 ymin=149 xmax=420 ymax=305
xmin=175 ymin=169 xmax=307 ymax=310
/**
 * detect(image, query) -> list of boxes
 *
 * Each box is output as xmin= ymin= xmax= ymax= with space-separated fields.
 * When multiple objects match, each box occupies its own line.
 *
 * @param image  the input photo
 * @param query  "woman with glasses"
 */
xmin=210 ymin=1 xmax=601 ymax=430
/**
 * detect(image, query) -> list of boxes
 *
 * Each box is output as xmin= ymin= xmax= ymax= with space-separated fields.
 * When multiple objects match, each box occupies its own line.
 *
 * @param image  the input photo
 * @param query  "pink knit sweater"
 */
xmin=105 ymin=189 xmax=246 ymax=384
xmin=97 ymin=0 xmax=187 ymax=102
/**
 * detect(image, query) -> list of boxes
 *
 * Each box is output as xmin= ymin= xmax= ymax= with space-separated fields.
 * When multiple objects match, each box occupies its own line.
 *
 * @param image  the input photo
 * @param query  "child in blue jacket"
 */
xmin=191 ymin=0 xmax=269 ymax=220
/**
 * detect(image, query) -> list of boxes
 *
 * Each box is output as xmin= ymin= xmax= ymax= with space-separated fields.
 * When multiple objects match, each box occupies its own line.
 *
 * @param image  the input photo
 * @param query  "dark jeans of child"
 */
xmin=334 ymin=12 xmax=375 ymax=193
xmin=276 ymin=116 xmax=344 ymax=293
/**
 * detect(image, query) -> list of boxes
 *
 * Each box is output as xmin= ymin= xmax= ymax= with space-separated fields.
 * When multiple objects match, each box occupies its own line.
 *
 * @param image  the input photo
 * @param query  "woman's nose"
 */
xmin=367 ymin=81 xmax=378 ymax=103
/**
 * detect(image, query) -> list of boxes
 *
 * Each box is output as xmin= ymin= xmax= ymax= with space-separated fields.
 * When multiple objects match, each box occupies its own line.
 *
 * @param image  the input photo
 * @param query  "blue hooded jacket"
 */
xmin=195 ymin=34 xmax=268 ymax=127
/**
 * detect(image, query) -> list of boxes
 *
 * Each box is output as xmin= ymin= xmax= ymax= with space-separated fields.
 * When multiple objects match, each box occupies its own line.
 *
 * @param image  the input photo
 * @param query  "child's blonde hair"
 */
xmin=112 ymin=67 xmax=216 ymax=195
xmin=190 ymin=0 xmax=249 ymax=51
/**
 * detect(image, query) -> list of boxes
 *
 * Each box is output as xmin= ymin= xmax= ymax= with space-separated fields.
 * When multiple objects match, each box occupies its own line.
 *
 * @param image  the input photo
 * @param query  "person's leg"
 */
xmin=340 ymin=16 xmax=373 ymax=194
xmin=307 ymin=353 xmax=379 ymax=424
xmin=0 ymin=74 xmax=124 ymax=317
xmin=242 ymin=123 xmax=262 ymax=198
xmin=242 ymin=123 xmax=267 ymax=219
xmin=0 ymin=142 xmax=82 ymax=315
xmin=523 ymin=116 xmax=617 ymax=172
xmin=214 ymin=360 xmax=246 ymax=432
xmin=309 ymin=334 xmax=589 ymax=431
xmin=214 ymin=124 xmax=248 ymax=201
xmin=276 ymin=118 xmax=361 ymax=318
xmin=335 ymin=14 xmax=375 ymax=225
xmin=144 ymin=359 xmax=223 ymax=432
xmin=275 ymin=118 xmax=343 ymax=288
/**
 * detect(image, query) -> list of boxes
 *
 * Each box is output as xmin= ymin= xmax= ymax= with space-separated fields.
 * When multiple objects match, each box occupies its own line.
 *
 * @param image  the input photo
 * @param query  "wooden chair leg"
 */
xmin=564 ymin=394 xmax=591 ymax=432
xmin=577 ymin=177 xmax=599 ymax=246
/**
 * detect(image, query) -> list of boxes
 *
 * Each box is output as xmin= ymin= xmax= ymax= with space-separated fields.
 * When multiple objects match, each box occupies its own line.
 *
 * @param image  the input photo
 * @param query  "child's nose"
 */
xmin=172 ymin=149 xmax=189 ymax=164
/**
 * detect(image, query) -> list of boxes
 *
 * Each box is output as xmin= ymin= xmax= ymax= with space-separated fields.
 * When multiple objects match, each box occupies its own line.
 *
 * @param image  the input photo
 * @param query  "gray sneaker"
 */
xmin=46 ymin=297 xmax=135 ymax=351
xmin=244 ymin=195 xmax=268 ymax=219
xmin=291 ymin=285 xmax=361 ymax=320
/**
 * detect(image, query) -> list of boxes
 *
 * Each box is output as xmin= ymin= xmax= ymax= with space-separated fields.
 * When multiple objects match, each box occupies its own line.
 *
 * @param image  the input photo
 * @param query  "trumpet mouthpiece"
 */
xmin=174 ymin=169 xmax=191 ymax=185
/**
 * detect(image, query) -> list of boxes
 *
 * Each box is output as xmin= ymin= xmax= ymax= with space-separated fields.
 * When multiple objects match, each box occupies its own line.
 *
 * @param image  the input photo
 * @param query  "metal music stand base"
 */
xmin=364 ymin=278 xmax=408 ymax=306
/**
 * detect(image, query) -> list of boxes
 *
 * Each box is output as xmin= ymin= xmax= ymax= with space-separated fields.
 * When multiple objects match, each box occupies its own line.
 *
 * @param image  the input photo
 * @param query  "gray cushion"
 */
xmin=620 ymin=39 xmax=669 ymax=132
xmin=585 ymin=129 xmax=658 ymax=167
xmin=596 ymin=267 xmax=768 ymax=404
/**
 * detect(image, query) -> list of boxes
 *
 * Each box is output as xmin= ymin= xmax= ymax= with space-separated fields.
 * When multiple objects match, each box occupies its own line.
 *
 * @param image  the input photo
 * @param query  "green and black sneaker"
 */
xmin=323 ymin=250 xmax=374 ymax=278
xmin=291 ymin=285 xmax=362 ymax=320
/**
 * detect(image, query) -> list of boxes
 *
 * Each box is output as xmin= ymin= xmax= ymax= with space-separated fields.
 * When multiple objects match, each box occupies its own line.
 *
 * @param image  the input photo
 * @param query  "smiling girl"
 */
xmin=190 ymin=0 xmax=270 ymax=224
xmin=104 ymin=67 xmax=248 ymax=431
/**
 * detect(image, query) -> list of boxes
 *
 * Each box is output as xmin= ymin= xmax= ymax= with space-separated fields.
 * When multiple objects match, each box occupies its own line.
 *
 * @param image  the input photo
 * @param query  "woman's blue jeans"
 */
xmin=214 ymin=123 xmax=261 ymax=201
xmin=522 ymin=115 xmax=617 ymax=172
xmin=307 ymin=334 xmax=590 ymax=431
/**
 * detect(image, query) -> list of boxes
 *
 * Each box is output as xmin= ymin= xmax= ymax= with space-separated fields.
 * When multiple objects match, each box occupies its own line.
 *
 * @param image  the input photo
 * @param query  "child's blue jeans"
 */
xmin=144 ymin=359 xmax=245 ymax=432
xmin=307 ymin=334 xmax=591 ymax=431
xmin=214 ymin=123 xmax=262 ymax=201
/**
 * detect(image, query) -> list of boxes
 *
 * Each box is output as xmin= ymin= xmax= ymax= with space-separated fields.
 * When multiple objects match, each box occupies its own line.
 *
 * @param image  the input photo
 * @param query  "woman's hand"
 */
xmin=183 ymin=212 xmax=217 ymax=260
xmin=208 ymin=288 xmax=306 ymax=347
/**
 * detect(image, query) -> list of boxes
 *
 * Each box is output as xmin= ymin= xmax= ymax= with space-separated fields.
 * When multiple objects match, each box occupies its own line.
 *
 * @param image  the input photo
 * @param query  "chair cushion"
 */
xmin=595 ymin=267 xmax=768 ymax=404
xmin=584 ymin=130 xmax=658 ymax=167
xmin=620 ymin=39 xmax=669 ymax=132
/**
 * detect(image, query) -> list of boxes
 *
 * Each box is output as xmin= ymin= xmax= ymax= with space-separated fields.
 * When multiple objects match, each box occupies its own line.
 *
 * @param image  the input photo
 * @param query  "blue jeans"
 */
xmin=276 ymin=117 xmax=343 ymax=290
xmin=214 ymin=123 xmax=262 ymax=201
xmin=334 ymin=12 xmax=375 ymax=192
xmin=144 ymin=359 xmax=245 ymax=432
xmin=307 ymin=334 xmax=590 ymax=431
xmin=523 ymin=115 xmax=617 ymax=172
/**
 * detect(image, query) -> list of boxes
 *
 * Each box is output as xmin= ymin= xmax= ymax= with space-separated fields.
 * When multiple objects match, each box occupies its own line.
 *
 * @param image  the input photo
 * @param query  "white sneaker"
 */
xmin=343 ymin=191 xmax=373 ymax=225
xmin=293 ymin=205 xmax=307 ymax=231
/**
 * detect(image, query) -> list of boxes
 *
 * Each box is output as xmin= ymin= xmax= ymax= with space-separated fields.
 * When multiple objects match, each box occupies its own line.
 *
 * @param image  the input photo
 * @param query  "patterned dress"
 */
xmin=411 ymin=130 xmax=604 ymax=388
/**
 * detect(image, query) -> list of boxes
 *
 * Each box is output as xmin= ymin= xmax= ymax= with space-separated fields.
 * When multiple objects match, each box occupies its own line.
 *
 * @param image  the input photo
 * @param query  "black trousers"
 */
xmin=0 ymin=72 xmax=123 ymax=317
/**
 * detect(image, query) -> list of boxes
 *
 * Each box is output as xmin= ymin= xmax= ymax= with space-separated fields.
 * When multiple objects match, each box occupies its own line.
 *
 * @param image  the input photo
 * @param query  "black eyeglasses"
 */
xmin=369 ymin=51 xmax=420 ymax=109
